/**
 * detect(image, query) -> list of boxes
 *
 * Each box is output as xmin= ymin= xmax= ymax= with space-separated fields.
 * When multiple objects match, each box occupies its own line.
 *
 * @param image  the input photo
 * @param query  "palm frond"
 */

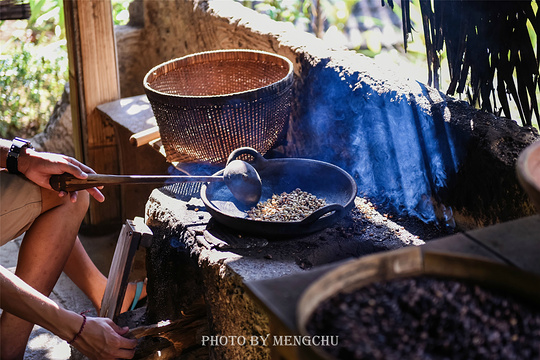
xmin=394 ymin=0 xmax=539 ymax=128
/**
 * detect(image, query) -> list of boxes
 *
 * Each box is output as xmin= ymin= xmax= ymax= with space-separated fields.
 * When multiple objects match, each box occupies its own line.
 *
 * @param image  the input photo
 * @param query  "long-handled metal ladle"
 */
xmin=49 ymin=160 xmax=262 ymax=206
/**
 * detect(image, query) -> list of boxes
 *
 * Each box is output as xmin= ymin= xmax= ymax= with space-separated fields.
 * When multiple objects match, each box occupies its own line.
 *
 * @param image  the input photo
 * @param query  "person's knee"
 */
xmin=41 ymin=188 xmax=90 ymax=219
xmin=66 ymin=191 xmax=90 ymax=219
xmin=74 ymin=190 xmax=90 ymax=215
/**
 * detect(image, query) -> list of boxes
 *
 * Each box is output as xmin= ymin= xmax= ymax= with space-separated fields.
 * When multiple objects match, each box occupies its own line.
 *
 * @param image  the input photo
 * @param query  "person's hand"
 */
xmin=18 ymin=149 xmax=105 ymax=202
xmin=70 ymin=317 xmax=137 ymax=360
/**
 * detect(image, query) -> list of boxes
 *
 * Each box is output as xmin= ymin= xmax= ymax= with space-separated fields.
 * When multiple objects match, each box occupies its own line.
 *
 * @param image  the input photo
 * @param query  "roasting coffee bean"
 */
xmin=246 ymin=188 xmax=326 ymax=221
xmin=306 ymin=276 xmax=540 ymax=360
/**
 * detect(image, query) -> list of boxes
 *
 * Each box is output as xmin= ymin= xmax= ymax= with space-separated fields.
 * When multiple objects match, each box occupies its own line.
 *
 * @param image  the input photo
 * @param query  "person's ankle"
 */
xmin=121 ymin=281 xmax=147 ymax=313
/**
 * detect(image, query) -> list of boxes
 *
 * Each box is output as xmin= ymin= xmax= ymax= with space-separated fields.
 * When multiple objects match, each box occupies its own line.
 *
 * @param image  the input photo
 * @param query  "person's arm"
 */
xmin=0 ymin=138 xmax=104 ymax=202
xmin=0 ymin=139 xmax=12 ymax=168
xmin=0 ymin=265 xmax=137 ymax=359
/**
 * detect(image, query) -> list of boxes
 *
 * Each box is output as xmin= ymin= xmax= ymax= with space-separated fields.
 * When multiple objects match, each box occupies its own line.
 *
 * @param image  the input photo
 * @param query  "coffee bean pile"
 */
xmin=306 ymin=275 xmax=540 ymax=360
xmin=246 ymin=188 xmax=327 ymax=222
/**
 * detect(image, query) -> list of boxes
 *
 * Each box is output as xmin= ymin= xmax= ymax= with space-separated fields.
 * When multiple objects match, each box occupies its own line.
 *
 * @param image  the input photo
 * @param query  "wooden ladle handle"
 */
xmin=49 ymin=173 xmax=223 ymax=192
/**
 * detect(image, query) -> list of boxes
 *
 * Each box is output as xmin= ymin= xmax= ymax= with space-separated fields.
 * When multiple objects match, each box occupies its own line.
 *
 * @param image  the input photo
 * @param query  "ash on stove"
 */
xmin=352 ymin=196 xmax=451 ymax=244
xmin=201 ymin=194 xmax=448 ymax=272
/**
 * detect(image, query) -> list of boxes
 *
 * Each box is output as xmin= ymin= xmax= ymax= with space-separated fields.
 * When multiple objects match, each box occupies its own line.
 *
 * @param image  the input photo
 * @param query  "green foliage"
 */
xmin=0 ymin=40 xmax=67 ymax=139
xmin=240 ymin=0 xmax=407 ymax=56
xmin=0 ymin=0 xmax=67 ymax=139
xmin=112 ymin=0 xmax=133 ymax=26
xmin=321 ymin=0 xmax=356 ymax=31
xmin=28 ymin=0 xmax=64 ymax=39
xmin=407 ymin=0 xmax=539 ymax=128
xmin=250 ymin=0 xmax=311 ymax=26
xmin=241 ymin=0 xmax=539 ymax=128
xmin=0 ymin=0 xmax=133 ymax=140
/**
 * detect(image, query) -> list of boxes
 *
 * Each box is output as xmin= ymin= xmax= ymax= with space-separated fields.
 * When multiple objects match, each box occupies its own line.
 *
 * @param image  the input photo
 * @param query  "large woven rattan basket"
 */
xmin=143 ymin=49 xmax=294 ymax=165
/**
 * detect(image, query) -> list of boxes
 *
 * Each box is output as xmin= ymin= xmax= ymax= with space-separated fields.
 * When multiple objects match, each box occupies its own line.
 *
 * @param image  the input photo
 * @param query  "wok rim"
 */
xmin=200 ymin=157 xmax=357 ymax=235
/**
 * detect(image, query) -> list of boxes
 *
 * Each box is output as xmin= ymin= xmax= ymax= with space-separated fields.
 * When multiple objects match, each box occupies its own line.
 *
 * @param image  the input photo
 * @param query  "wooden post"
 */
xmin=64 ymin=0 xmax=121 ymax=225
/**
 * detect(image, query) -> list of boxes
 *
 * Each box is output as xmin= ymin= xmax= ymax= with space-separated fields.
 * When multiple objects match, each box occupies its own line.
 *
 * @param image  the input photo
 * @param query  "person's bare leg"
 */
xmin=0 ymin=188 xmax=88 ymax=360
xmin=62 ymin=237 xmax=108 ymax=313
xmin=63 ymin=235 xmax=147 ymax=314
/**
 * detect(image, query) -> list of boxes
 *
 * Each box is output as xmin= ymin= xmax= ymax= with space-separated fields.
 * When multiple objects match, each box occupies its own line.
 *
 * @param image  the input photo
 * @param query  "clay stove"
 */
xmin=135 ymin=170 xmax=446 ymax=359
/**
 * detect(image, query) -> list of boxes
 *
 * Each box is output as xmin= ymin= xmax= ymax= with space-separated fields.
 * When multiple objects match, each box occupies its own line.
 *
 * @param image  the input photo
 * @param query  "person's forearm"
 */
xmin=0 ymin=266 xmax=82 ymax=342
xmin=0 ymin=138 xmax=12 ymax=169
xmin=0 ymin=138 xmax=105 ymax=202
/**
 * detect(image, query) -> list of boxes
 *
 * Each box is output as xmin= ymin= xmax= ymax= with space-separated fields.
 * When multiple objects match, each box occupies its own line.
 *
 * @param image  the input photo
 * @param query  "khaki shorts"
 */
xmin=0 ymin=171 xmax=42 ymax=245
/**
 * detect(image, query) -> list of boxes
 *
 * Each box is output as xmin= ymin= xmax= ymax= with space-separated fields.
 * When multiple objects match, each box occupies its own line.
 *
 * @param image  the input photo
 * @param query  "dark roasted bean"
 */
xmin=306 ymin=275 xmax=540 ymax=360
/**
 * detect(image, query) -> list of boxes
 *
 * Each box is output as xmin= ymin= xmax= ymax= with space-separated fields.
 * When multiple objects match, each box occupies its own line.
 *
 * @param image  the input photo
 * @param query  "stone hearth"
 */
xmin=141 ymin=180 xmax=445 ymax=359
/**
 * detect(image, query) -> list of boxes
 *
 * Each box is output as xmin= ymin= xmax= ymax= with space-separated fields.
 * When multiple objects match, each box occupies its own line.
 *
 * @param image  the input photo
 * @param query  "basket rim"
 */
xmin=143 ymin=49 xmax=294 ymax=101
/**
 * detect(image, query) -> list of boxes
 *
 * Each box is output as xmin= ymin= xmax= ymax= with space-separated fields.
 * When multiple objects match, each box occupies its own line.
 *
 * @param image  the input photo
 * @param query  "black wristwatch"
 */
xmin=7 ymin=137 xmax=33 ymax=175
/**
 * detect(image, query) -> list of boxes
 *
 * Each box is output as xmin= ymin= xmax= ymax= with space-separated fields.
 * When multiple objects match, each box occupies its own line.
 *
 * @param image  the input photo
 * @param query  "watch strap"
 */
xmin=7 ymin=137 xmax=33 ymax=175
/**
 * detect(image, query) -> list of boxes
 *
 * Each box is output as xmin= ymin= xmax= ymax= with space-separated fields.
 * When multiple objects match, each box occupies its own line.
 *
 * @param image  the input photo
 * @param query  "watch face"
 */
xmin=12 ymin=137 xmax=32 ymax=150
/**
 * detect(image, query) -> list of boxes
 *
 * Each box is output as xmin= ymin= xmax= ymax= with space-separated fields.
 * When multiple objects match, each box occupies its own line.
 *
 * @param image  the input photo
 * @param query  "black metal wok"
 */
xmin=200 ymin=148 xmax=357 ymax=237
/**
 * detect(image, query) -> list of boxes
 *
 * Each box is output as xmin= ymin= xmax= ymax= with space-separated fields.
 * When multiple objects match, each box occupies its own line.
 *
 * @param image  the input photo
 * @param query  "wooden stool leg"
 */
xmin=100 ymin=217 xmax=152 ymax=320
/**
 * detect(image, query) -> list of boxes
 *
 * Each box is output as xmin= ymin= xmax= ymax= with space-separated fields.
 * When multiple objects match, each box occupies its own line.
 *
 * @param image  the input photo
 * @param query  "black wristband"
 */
xmin=7 ymin=137 xmax=33 ymax=175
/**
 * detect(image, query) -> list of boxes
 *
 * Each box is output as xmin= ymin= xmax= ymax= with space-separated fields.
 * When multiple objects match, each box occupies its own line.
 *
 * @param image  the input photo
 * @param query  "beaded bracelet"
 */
xmin=68 ymin=310 xmax=90 ymax=344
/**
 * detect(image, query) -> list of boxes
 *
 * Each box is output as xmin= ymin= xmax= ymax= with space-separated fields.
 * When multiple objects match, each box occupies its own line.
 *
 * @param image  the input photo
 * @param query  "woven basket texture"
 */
xmin=144 ymin=49 xmax=293 ymax=165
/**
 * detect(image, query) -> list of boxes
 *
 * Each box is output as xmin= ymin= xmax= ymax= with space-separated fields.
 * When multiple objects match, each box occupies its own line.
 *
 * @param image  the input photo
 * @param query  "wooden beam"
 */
xmin=64 ymin=0 xmax=121 ymax=225
xmin=0 ymin=1 xmax=31 ymax=20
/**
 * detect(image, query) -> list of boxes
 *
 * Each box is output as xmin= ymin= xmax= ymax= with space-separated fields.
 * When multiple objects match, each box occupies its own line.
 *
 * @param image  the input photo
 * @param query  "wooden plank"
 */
xmin=100 ymin=217 xmax=152 ymax=320
xmin=421 ymin=233 xmax=504 ymax=263
xmin=63 ymin=0 xmax=84 ymax=162
xmin=466 ymin=215 xmax=540 ymax=276
xmin=132 ymin=216 xmax=153 ymax=248
xmin=64 ymin=0 xmax=121 ymax=225
xmin=0 ymin=2 xmax=31 ymax=20
xmin=100 ymin=223 xmax=132 ymax=319
xmin=76 ymin=0 xmax=120 ymax=117
xmin=96 ymin=95 xmax=156 ymax=135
